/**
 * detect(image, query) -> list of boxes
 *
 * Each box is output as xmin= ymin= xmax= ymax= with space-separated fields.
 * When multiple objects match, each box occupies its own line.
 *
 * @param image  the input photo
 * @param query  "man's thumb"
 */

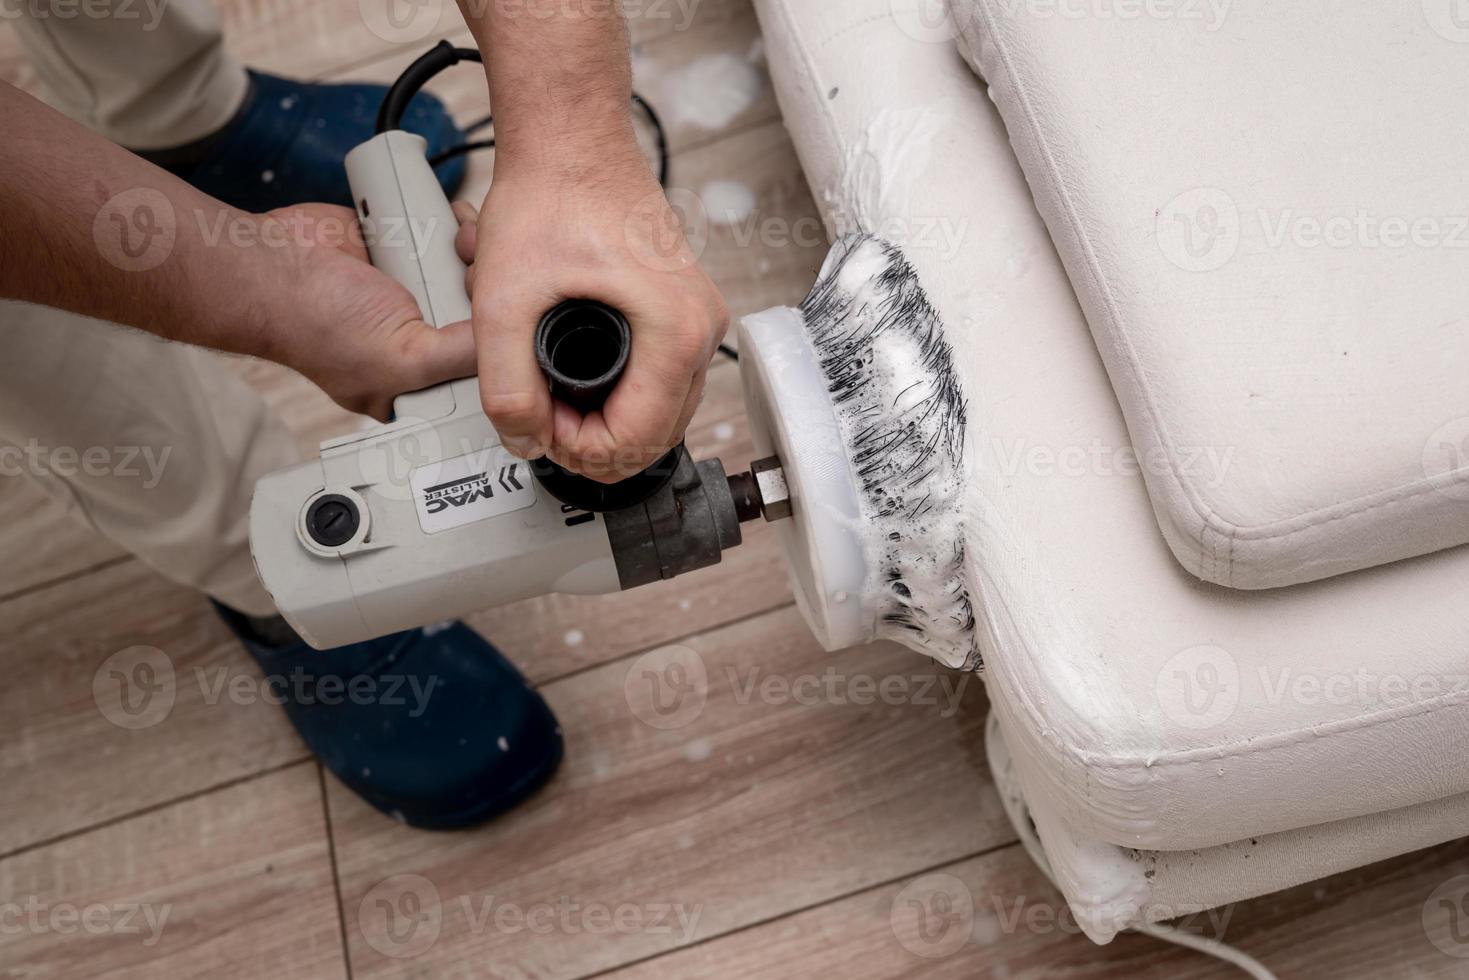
xmin=399 ymin=318 xmax=478 ymax=392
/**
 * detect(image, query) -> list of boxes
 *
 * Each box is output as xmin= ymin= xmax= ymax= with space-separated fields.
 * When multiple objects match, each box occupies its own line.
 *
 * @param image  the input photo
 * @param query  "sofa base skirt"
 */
xmin=986 ymin=710 xmax=1469 ymax=945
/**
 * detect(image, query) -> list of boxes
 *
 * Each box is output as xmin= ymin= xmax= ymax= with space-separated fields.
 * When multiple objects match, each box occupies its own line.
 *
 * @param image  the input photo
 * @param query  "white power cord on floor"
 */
xmin=1133 ymin=921 xmax=1279 ymax=980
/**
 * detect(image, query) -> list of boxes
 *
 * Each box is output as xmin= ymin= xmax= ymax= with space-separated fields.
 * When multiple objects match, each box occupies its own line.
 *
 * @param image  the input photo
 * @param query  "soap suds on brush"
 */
xmin=801 ymin=235 xmax=979 ymax=670
xmin=669 ymin=53 xmax=761 ymax=130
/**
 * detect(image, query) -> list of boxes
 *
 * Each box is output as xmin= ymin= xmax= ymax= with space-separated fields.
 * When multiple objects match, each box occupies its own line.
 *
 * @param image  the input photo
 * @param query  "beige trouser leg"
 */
xmin=7 ymin=0 xmax=249 ymax=149
xmin=0 ymin=302 xmax=300 ymax=616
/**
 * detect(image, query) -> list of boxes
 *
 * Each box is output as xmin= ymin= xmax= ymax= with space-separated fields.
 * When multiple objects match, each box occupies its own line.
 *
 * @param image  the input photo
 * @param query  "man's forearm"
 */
xmin=0 ymin=83 xmax=288 ymax=357
xmin=453 ymin=0 xmax=727 ymax=478
xmin=457 ymin=0 xmax=646 ymax=184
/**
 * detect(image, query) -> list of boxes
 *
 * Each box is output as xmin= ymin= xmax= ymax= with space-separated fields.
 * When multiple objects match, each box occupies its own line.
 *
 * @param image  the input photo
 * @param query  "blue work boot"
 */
xmin=139 ymin=70 xmax=466 ymax=212
xmin=214 ymin=603 xmax=562 ymax=830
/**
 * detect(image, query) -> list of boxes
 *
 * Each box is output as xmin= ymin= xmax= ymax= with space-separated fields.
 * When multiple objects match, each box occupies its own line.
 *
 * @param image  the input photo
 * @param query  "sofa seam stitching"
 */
xmin=811 ymin=11 xmax=902 ymax=52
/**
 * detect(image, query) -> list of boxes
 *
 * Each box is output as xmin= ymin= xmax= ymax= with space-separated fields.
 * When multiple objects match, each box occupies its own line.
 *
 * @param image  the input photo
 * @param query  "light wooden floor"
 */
xmin=3 ymin=2 xmax=1468 ymax=977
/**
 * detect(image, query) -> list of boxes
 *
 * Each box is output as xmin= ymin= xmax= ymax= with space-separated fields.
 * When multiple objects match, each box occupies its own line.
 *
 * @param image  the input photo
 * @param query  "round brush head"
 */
xmin=738 ymin=307 xmax=871 ymax=652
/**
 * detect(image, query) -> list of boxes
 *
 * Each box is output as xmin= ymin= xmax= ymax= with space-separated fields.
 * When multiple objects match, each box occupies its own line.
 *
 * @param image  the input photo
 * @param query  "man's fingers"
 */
xmin=549 ymin=403 xmax=646 ymax=485
xmin=453 ymin=204 xmax=478 ymax=264
xmin=460 ymin=204 xmax=555 ymax=458
xmin=360 ymin=395 xmax=395 ymax=424
xmin=552 ymin=341 xmax=698 ymax=481
xmin=477 ymin=296 xmax=556 ymax=459
xmin=452 ymin=206 xmax=480 ymax=298
xmin=669 ymin=366 xmax=708 ymax=448
xmin=452 ymin=200 xmax=479 ymax=225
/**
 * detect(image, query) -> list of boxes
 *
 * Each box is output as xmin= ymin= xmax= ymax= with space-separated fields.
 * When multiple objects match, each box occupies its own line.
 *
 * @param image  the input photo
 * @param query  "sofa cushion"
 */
xmin=954 ymin=0 xmax=1469 ymax=589
xmin=754 ymin=0 xmax=1469 ymax=851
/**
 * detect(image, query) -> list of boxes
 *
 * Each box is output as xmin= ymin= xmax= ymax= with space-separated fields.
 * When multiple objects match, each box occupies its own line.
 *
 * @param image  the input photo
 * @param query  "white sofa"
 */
xmin=751 ymin=0 xmax=1469 ymax=944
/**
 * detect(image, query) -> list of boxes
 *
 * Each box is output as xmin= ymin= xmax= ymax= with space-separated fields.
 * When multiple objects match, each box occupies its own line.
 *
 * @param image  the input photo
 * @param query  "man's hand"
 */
xmin=454 ymin=168 xmax=728 ymax=483
xmin=0 ymin=85 xmax=473 ymax=420
xmin=258 ymin=204 xmax=477 ymax=421
xmin=449 ymin=0 xmax=729 ymax=484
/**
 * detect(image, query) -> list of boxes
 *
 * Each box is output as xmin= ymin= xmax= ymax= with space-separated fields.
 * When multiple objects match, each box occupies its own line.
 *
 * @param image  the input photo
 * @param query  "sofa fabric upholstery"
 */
xmin=953 ymin=0 xmax=1469 ymax=589
xmin=751 ymin=0 xmax=1469 ymax=925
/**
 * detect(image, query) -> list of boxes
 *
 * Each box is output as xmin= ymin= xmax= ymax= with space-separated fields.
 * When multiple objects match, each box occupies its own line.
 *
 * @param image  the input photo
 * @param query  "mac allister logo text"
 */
xmin=420 ymin=464 xmax=523 ymax=515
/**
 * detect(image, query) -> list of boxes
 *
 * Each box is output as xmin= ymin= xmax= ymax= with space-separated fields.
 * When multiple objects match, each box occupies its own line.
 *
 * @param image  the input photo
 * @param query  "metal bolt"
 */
xmin=751 ymin=456 xmax=792 ymax=522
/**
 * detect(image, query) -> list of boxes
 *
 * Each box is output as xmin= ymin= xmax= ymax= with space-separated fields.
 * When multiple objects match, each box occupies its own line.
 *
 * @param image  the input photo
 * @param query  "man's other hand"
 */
xmin=257 ymin=204 xmax=477 ymax=421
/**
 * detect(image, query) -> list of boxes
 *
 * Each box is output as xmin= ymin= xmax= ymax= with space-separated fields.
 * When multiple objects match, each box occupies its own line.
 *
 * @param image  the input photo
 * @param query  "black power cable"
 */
xmin=378 ymin=42 xmax=718 ymax=358
xmin=375 ymin=42 xmax=482 ymax=135
xmin=427 ymin=138 xmax=496 ymax=167
xmin=379 ymin=39 xmax=669 ymax=186
xmin=630 ymin=93 xmax=669 ymax=188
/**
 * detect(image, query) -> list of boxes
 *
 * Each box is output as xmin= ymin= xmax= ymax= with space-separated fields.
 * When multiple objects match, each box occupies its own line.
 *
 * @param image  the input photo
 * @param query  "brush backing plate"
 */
xmin=739 ymin=307 xmax=870 ymax=651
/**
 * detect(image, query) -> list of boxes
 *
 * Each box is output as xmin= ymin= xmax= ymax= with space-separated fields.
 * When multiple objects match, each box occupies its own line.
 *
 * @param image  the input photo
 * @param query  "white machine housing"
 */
xmin=249 ymin=132 xmax=619 ymax=649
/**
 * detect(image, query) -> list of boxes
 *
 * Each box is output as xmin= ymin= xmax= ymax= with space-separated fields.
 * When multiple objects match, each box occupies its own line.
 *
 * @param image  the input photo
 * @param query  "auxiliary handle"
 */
xmin=345 ymin=130 xmax=472 ymax=423
xmin=531 ymin=300 xmax=685 ymax=513
xmin=535 ymin=300 xmax=630 ymax=414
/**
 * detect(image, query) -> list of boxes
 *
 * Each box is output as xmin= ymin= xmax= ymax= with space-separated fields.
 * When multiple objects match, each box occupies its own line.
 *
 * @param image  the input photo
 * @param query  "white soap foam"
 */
xmin=832 ymin=106 xmax=957 ymax=255
xmin=700 ymin=180 xmax=757 ymax=227
xmin=670 ymin=53 xmax=762 ymax=131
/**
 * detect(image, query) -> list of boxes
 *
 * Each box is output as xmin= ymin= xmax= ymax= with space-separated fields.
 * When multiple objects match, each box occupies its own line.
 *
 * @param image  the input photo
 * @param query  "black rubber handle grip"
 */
xmin=529 ymin=299 xmax=681 ymax=513
xmin=535 ymin=300 xmax=630 ymax=414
